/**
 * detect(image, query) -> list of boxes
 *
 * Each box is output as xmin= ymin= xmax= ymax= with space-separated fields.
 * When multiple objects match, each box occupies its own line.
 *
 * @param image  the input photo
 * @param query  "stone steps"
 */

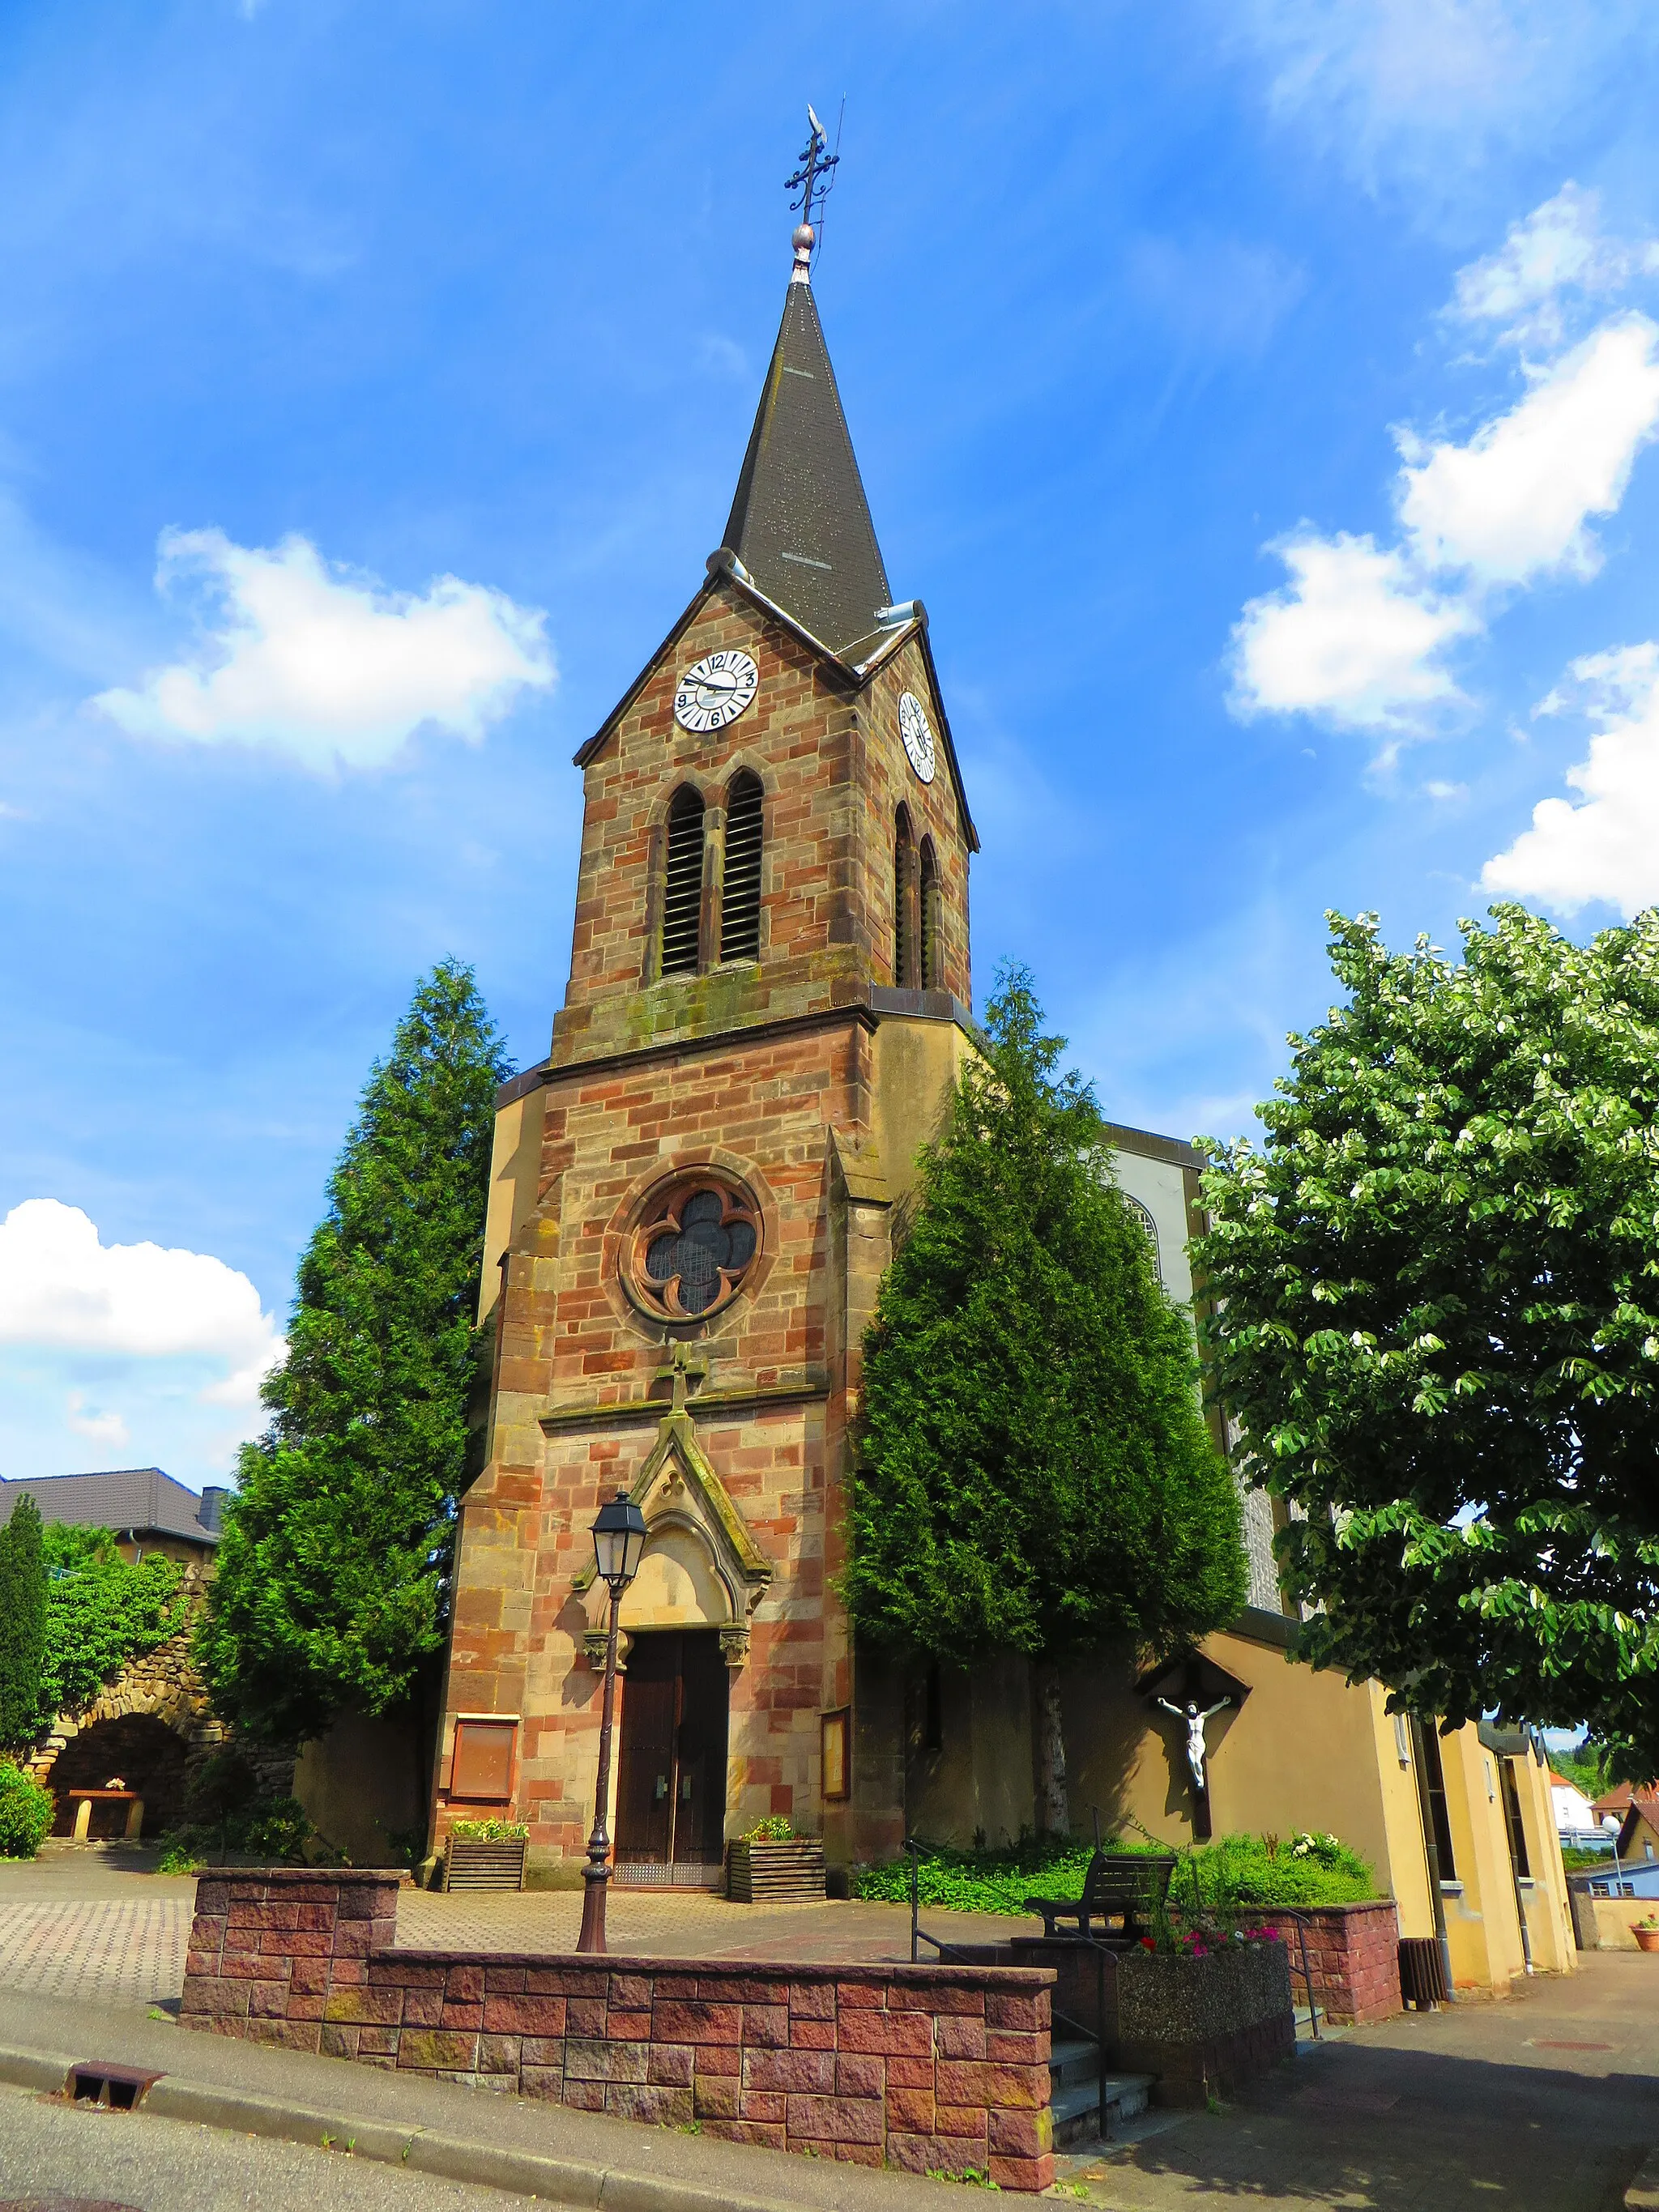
xmin=1047 ymin=2038 xmax=1155 ymax=2146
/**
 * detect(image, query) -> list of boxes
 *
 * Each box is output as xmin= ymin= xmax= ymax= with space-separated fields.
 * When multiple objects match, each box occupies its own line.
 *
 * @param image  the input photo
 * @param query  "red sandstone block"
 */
xmin=935 ymin=2104 xmax=990 ymax=2141
xmin=522 ymin=2037 xmax=565 ymax=2068
xmin=652 ymin=2001 xmax=741 ymax=2045
xmin=692 ymin=2073 xmax=741 ymax=2120
xmin=606 ymin=2010 xmax=651 ymax=2043
xmin=566 ymin=1999 xmax=606 ymax=2037
xmin=990 ymin=2109 xmax=1051 ymax=2158
xmin=788 ymin=2018 xmax=836 ymax=2052
xmin=357 ymin=2027 xmax=401 ymax=2058
xmin=478 ymin=2035 xmax=522 ymax=2075
xmin=181 ymin=1980 xmax=249 ymax=2018
xmin=891 ymin=1983 xmax=984 ymax=2016
xmin=990 ymin=2154 xmax=1054 ymax=2193
xmin=483 ymin=1966 xmax=527 ymax=1994
xmin=439 ymin=2004 xmax=484 ymax=2031
xmin=787 ymin=1983 xmax=836 ymax=2019
xmin=520 ymin=2066 xmax=565 ymax=2101
xmin=189 ymin=1915 xmax=227 ymax=1950
xmin=295 ymin=1904 xmax=335 ymax=1933
xmin=834 ymin=1983 xmax=883 ymax=2011
xmin=608 ymin=2082 xmax=693 ymax=2127
xmin=524 ymin=1967 xmax=598 ymax=1996
xmin=835 ymin=2054 xmax=885 ymax=2099
xmin=320 ymin=2023 xmax=361 ymax=2059
xmin=608 ymin=1973 xmax=654 ymax=2010
xmin=369 ymin=1958 xmax=446 ymax=1989
xmin=248 ymin=1982 xmax=289 ymax=2018
xmin=886 ymin=2055 xmax=935 ymax=2091
xmin=936 ymin=2018 xmax=987 ymax=2061
xmin=701 ymin=2119 xmax=785 ymax=2151
xmin=565 ymin=2038 xmax=649 ymax=2086
xmin=648 ymin=1973 xmax=699 ymax=2003
xmin=563 ymin=2078 xmax=608 ymax=2113
xmin=396 ymin=2030 xmax=480 ymax=2071
xmin=740 ymin=2090 xmax=788 ymax=2125
xmin=785 ymin=2095 xmax=884 ymax=2146
xmin=483 ymin=1997 xmax=566 ymax=2037
xmin=987 ymin=2031 xmax=1045 ymax=2065
xmin=694 ymin=2044 xmax=740 ymax=2078
xmin=216 ymin=1951 xmax=263 ymax=1980
xmin=985 ymin=1990 xmax=1048 ymax=2031
xmin=184 ymin=1952 xmax=222 ymax=1983
xmin=740 ymin=2005 xmax=789 ymax=2048
xmin=443 ymin=1964 xmax=485 ymax=2001
xmin=886 ymin=2132 xmax=950 ymax=2176
xmin=648 ymin=2044 xmax=694 ymax=2088
xmin=284 ymin=1991 xmax=326 ymax=2022
xmin=744 ymin=2048 xmax=835 ymax=2095
xmin=837 ymin=2012 xmax=933 ymax=2058
xmin=323 ymin=1988 xmax=403 ymax=2026
xmin=194 ymin=1883 xmax=230 ymax=1917
xmin=330 ymin=1924 xmax=375 ymax=1958
xmin=267 ymin=1930 xmax=330 ymax=1958
xmin=885 ymin=2086 xmax=936 ymax=2133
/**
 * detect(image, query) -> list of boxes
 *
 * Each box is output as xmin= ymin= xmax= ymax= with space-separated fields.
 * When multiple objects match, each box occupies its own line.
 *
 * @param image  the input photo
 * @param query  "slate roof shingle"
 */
xmin=0 ymin=1467 xmax=220 ymax=1546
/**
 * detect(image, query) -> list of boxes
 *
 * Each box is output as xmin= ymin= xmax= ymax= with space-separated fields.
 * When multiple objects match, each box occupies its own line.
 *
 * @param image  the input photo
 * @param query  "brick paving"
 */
xmin=0 ymin=1896 xmax=192 ymax=2006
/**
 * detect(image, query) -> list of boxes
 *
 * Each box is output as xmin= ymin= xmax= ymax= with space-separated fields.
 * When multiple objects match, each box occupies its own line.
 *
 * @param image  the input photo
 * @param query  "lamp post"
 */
xmin=576 ymin=1488 xmax=648 ymax=1955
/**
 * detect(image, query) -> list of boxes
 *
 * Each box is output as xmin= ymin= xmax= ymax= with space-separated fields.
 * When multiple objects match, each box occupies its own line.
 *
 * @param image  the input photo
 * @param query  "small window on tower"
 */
xmin=661 ymin=786 xmax=706 ymax=975
xmin=720 ymin=771 xmax=764 ymax=961
xmin=919 ymin=836 xmax=941 ymax=989
xmin=893 ymin=806 xmax=918 ymax=988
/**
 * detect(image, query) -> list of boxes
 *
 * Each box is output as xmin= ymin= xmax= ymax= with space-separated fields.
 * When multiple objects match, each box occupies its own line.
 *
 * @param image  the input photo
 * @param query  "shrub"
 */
xmin=449 ymin=1818 xmax=528 ymax=1842
xmin=0 ymin=1762 xmax=53 ymax=1858
xmin=856 ymin=1829 xmax=1378 ymax=1916
xmin=742 ymin=1816 xmax=795 ymax=1843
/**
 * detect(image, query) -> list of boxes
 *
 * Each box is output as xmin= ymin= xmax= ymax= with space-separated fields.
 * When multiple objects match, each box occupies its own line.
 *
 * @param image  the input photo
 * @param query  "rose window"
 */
xmin=629 ymin=1179 xmax=761 ymax=1320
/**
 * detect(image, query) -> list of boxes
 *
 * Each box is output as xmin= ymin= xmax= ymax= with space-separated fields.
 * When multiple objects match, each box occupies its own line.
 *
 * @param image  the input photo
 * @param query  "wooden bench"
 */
xmin=1024 ymin=1852 xmax=1177 ymax=1944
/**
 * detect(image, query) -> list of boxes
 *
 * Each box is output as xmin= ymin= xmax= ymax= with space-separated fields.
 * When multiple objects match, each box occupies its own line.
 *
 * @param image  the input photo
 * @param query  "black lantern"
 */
xmin=591 ymin=1490 xmax=648 ymax=1592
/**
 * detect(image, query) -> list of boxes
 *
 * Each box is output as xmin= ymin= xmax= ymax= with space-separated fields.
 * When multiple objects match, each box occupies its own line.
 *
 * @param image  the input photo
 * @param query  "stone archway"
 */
xmin=44 ymin=1711 xmax=192 ymax=1839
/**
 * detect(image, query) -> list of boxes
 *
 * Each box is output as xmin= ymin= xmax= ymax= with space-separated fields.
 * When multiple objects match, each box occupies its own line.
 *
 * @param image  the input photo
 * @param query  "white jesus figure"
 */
xmin=1158 ymin=1696 xmax=1231 ymax=1794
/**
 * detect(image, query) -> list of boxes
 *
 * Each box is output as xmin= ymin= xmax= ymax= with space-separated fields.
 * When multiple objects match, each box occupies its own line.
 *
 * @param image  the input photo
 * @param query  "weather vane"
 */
xmin=785 ymin=102 xmax=843 ymax=261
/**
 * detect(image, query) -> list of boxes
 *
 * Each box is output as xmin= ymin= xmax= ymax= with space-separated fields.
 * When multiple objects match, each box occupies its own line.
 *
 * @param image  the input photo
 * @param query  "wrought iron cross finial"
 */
xmin=785 ymin=102 xmax=841 ymax=249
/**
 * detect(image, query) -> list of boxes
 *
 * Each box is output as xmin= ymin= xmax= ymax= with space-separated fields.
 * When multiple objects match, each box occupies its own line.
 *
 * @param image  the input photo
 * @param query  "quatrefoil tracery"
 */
xmin=628 ymin=1178 xmax=761 ymax=1321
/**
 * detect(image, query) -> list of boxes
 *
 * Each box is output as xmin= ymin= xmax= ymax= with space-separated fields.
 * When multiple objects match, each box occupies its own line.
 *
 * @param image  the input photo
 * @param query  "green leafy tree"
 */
xmin=1195 ymin=907 xmax=1659 ymax=1778
xmin=198 ymin=960 xmax=512 ymax=1745
xmin=848 ymin=966 xmax=1247 ymax=1827
xmin=41 ymin=1527 xmax=186 ymax=1720
xmin=0 ymin=1497 xmax=47 ymax=1751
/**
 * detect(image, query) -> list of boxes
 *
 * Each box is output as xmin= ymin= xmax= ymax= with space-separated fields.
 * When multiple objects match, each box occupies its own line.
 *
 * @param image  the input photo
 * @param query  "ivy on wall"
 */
xmin=41 ymin=1526 xmax=187 ymax=1726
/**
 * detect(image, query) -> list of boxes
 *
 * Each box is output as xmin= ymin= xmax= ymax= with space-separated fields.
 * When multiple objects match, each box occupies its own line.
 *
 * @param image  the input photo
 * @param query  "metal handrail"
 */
xmin=904 ymin=1839 xmax=1120 ymax=2145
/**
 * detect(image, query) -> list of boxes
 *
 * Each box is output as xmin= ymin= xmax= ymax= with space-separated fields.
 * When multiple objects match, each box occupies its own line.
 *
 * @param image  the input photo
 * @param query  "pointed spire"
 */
xmin=719 ymin=219 xmax=893 ymax=661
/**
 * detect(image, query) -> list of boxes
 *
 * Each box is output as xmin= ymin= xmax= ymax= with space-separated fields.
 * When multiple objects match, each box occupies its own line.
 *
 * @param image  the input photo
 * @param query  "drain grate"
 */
xmin=65 ymin=2061 xmax=164 ymax=2112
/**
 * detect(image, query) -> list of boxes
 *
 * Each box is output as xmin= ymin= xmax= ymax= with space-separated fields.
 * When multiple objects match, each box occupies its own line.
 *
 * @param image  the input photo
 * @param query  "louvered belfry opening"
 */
xmin=893 ymin=805 xmax=919 ymax=988
xmin=661 ymin=785 xmax=706 ymax=975
xmin=919 ymin=836 xmax=941 ymax=989
xmin=720 ymin=770 xmax=764 ymax=962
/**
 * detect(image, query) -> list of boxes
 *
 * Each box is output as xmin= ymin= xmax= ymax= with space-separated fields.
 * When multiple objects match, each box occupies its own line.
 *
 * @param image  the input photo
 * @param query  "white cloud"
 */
xmin=1424 ymin=779 xmax=1468 ymax=799
xmin=1398 ymin=317 xmax=1659 ymax=581
xmin=94 ymin=529 xmax=554 ymax=771
xmin=0 ymin=1200 xmax=282 ymax=1410
xmin=1482 ymin=643 xmax=1659 ymax=914
xmin=1450 ymin=184 xmax=1659 ymax=349
xmin=1231 ymin=531 xmax=1478 ymax=729
xmin=66 ymin=1392 xmax=130 ymax=1449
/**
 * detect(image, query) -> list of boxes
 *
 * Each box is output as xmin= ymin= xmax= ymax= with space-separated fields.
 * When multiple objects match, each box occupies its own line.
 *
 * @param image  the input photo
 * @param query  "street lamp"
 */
xmin=576 ymin=1488 xmax=648 ymax=1955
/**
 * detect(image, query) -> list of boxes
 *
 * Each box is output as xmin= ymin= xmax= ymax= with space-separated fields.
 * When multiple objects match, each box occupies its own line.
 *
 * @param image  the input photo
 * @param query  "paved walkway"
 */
xmin=0 ymin=1845 xmax=1030 ymax=2008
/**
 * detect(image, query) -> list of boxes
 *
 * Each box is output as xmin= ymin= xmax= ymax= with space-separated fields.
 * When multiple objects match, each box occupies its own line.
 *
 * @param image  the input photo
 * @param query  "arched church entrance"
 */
xmin=611 ymin=1523 xmax=735 ymax=1883
xmin=45 ymin=1712 xmax=190 ymax=1839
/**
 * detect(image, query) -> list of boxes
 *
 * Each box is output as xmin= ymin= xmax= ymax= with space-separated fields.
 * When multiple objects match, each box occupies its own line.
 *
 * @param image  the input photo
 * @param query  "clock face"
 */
xmin=674 ymin=650 xmax=758 ymax=734
xmin=898 ymin=691 xmax=936 ymax=785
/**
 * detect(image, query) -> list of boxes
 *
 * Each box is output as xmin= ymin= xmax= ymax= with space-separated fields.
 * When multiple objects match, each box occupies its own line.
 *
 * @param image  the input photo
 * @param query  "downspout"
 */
xmin=1409 ymin=1715 xmax=1455 ymax=2000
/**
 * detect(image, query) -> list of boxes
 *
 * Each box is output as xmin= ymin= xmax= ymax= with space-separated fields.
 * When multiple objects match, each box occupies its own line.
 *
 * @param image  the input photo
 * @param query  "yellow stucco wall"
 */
xmin=477 ymin=1081 xmax=547 ymax=1325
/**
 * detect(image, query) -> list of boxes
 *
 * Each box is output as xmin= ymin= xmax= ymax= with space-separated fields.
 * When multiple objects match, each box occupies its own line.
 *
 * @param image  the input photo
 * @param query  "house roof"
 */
xmin=0 ymin=1468 xmax=220 ymax=1546
xmin=719 ymin=263 xmax=892 ymax=661
xmin=1548 ymin=1771 xmax=1587 ymax=1792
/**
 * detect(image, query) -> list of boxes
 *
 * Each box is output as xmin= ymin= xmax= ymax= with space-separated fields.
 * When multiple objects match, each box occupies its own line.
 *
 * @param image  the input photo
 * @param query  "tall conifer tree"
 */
xmin=199 ymin=961 xmax=512 ymax=1745
xmin=0 ymin=1495 xmax=48 ymax=1751
xmin=847 ymin=968 xmax=1247 ymax=1826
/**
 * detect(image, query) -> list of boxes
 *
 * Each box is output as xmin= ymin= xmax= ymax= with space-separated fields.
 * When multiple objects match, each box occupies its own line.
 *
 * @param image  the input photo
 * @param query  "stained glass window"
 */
xmin=630 ymin=1179 xmax=761 ymax=1319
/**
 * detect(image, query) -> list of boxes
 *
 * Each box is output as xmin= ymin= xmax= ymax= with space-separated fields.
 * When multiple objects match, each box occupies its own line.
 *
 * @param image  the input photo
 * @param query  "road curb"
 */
xmin=0 ymin=2043 xmax=807 ymax=2212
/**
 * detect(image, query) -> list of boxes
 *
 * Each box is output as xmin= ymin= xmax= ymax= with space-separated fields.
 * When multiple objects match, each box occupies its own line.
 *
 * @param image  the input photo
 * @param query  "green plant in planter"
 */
xmin=449 ymin=1818 xmax=528 ymax=1842
xmin=742 ymin=1816 xmax=795 ymax=1843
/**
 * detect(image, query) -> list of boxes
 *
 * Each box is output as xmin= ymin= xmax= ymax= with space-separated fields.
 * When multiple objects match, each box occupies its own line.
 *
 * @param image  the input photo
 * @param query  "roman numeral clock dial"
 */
xmin=898 ymin=691 xmax=936 ymax=784
xmin=673 ymin=650 xmax=759 ymax=733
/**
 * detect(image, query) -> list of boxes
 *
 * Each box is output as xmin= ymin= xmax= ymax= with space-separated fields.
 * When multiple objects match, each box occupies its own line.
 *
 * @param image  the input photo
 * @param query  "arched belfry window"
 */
xmin=661 ymin=785 xmax=706 ymax=976
xmin=894 ymin=806 xmax=919 ymax=989
xmin=720 ymin=770 xmax=764 ymax=962
xmin=919 ymin=836 xmax=942 ymax=990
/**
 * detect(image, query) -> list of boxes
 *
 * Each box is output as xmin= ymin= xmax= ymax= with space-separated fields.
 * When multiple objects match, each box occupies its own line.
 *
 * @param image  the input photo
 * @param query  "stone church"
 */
xmin=429 ymin=208 xmax=1574 ymax=1995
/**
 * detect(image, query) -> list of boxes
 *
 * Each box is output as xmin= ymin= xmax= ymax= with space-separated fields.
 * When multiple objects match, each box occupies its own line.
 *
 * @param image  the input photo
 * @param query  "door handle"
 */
xmin=655 ymin=1775 xmax=668 ymax=1801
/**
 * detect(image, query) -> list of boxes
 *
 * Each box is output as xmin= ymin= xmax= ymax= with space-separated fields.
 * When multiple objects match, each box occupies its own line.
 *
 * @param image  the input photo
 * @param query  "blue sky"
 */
xmin=4 ymin=0 xmax=1659 ymax=1492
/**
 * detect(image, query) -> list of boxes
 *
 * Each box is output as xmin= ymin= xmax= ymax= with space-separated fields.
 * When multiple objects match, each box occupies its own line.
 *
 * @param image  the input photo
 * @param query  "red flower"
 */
xmin=1140 ymin=1937 xmax=1156 ymax=1950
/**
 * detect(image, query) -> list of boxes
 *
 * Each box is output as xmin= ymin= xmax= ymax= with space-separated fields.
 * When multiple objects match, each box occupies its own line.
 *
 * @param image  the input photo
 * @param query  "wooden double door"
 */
xmin=615 ymin=1630 xmax=730 ymax=1869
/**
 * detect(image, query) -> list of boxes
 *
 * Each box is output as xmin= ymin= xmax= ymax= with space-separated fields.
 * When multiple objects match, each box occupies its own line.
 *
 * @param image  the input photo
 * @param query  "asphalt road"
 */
xmin=0 ymin=2083 xmax=545 ymax=2212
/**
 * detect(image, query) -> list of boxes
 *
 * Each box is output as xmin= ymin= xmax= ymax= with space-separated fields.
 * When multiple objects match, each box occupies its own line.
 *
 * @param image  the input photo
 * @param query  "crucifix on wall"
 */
xmin=1140 ymin=1655 xmax=1251 ymax=1842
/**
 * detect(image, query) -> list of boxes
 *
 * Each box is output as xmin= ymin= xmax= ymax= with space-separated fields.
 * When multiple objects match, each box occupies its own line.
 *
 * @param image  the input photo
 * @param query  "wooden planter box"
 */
xmin=441 ymin=1836 xmax=527 ymax=1892
xmin=727 ymin=1838 xmax=826 ymax=1903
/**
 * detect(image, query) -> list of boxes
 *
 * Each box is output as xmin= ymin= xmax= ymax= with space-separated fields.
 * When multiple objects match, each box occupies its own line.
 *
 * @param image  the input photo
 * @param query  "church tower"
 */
xmin=432 ymin=188 xmax=979 ymax=1882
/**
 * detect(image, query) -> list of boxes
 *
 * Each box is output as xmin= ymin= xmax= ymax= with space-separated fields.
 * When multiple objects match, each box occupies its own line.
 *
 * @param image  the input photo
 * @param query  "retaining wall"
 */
xmin=180 ymin=1869 xmax=1056 ymax=2190
xmin=1246 ymin=1900 xmax=1401 ymax=2025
